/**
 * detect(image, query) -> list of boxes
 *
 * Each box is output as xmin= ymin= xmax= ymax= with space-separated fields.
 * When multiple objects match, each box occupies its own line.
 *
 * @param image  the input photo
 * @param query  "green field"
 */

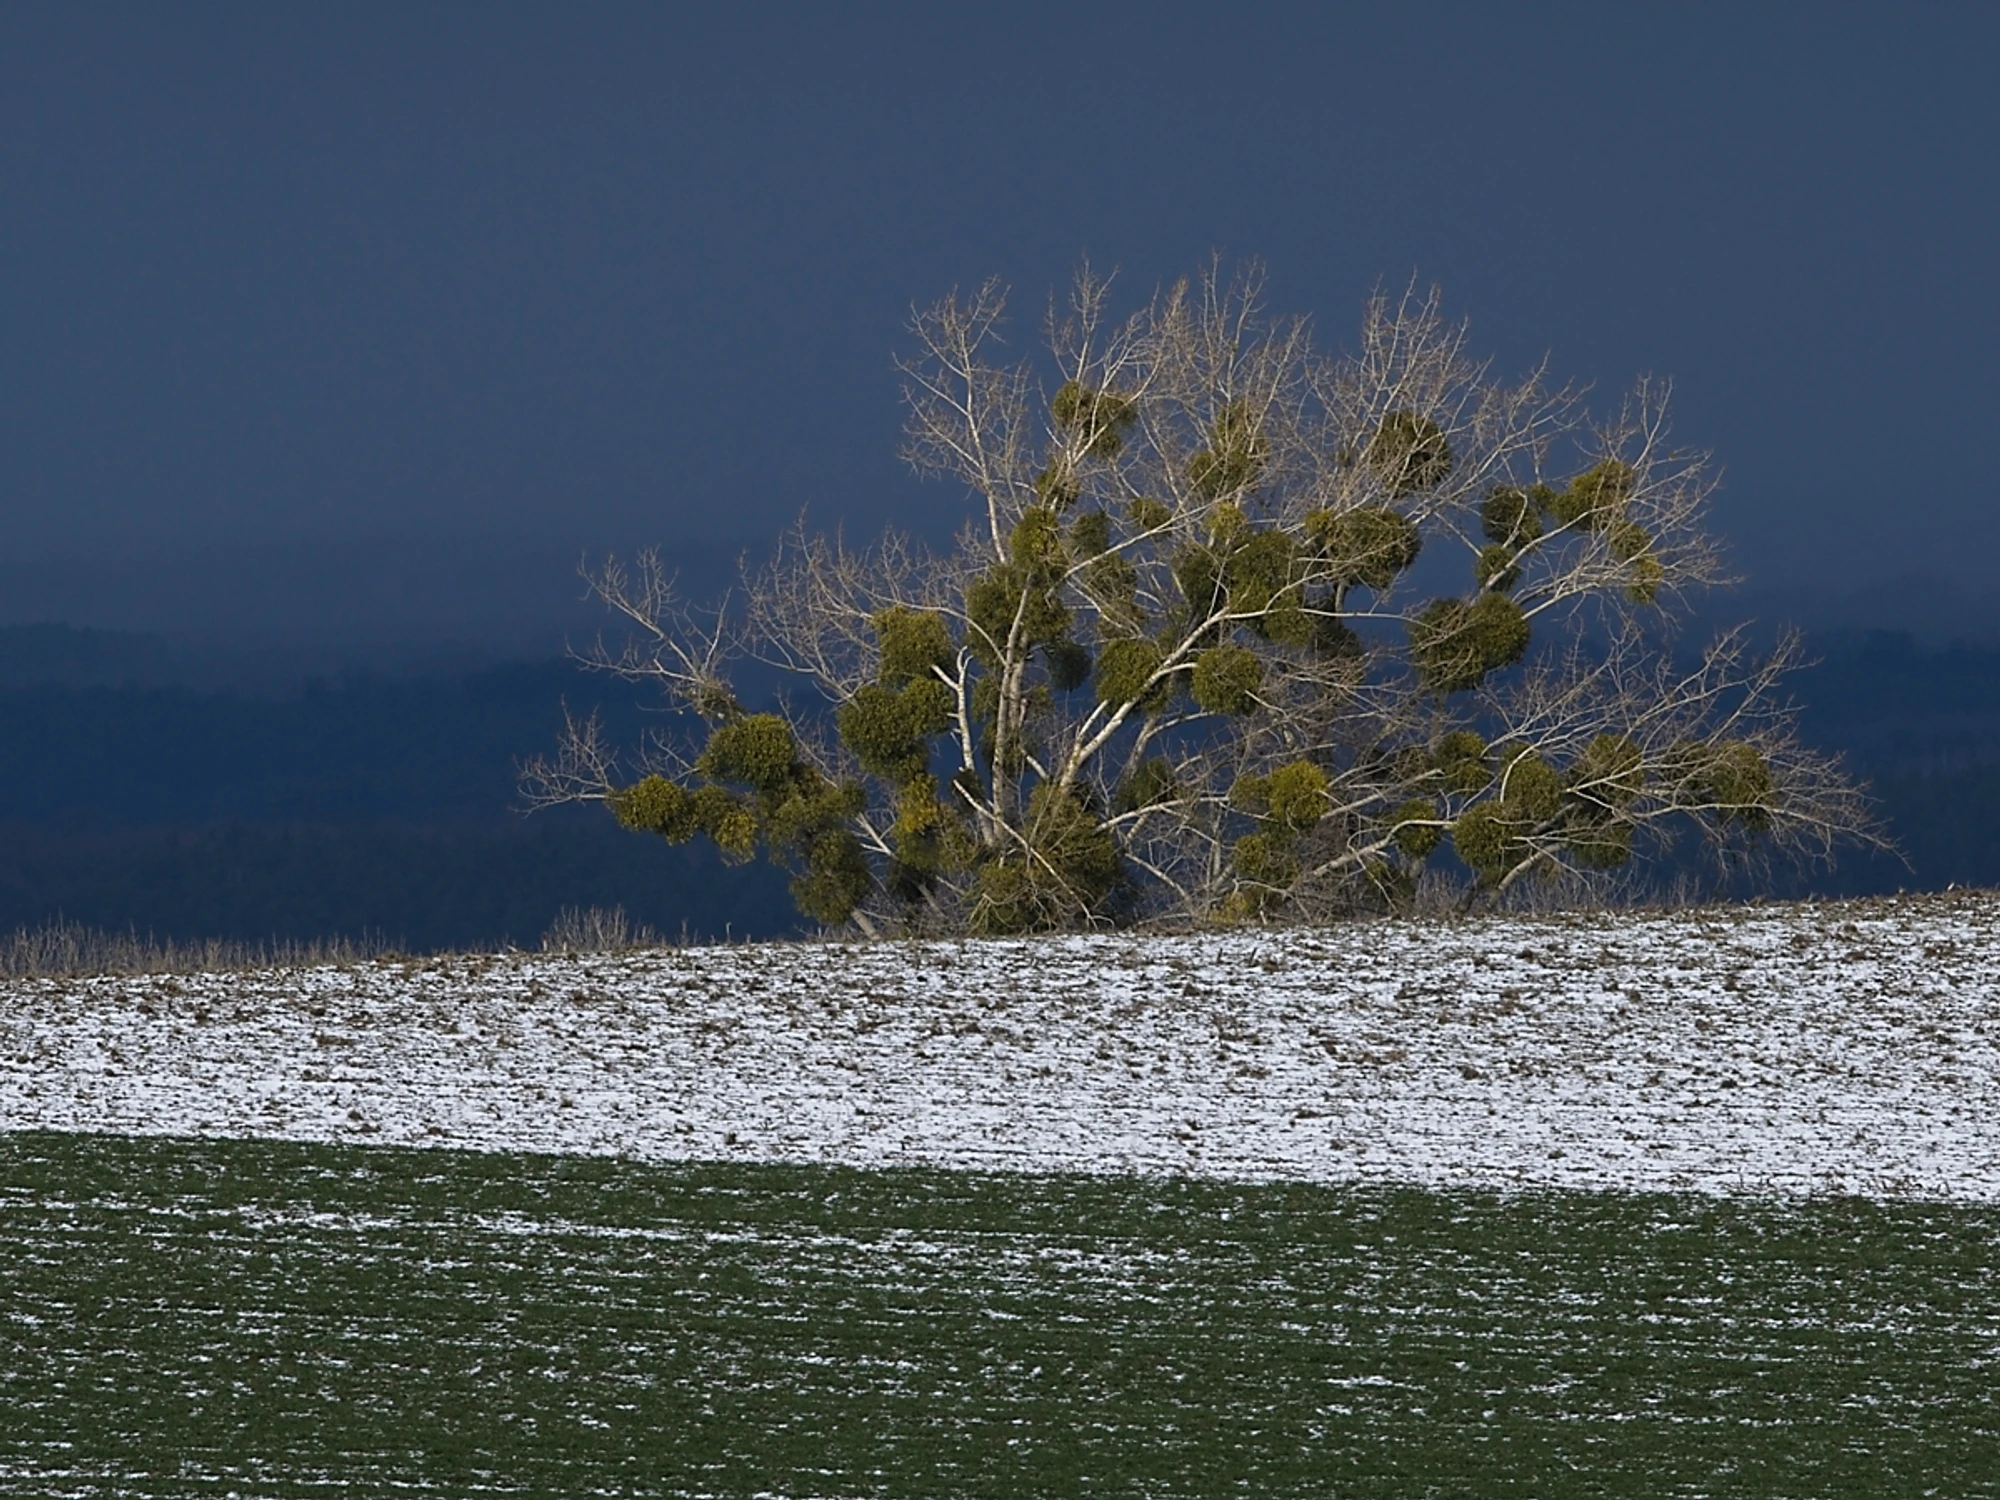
xmin=3 ymin=1132 xmax=1996 ymax=1497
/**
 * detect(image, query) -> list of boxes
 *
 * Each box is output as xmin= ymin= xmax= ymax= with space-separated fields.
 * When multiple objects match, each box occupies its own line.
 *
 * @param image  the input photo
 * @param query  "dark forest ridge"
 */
xmin=0 ymin=624 xmax=1996 ymax=950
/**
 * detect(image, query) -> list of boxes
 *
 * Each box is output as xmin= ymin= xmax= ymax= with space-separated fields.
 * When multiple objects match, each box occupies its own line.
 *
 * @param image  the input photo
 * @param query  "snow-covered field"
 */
xmin=4 ymin=893 xmax=1997 ymax=1202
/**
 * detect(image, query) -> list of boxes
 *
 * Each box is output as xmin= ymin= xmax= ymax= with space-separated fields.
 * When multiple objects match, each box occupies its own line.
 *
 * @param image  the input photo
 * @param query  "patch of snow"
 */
xmin=3 ymin=894 xmax=1997 ymax=1202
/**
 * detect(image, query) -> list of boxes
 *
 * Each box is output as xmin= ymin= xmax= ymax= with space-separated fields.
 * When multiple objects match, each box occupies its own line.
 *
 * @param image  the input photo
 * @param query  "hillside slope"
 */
xmin=5 ymin=892 xmax=1996 ymax=1201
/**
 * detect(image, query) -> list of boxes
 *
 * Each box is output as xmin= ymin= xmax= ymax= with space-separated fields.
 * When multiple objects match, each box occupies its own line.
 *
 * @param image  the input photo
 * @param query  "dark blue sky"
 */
xmin=3 ymin=3 xmax=1994 ymax=652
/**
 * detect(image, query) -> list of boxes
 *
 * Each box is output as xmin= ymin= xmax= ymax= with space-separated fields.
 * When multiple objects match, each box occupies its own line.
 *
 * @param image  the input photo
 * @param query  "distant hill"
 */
xmin=1792 ymin=631 xmax=2000 ymax=772
xmin=0 ymin=814 xmax=794 ymax=952
xmin=0 ymin=659 xmax=619 ymax=827
xmin=0 ymin=651 xmax=801 ymax=947
xmin=0 ymin=628 xmax=1994 ymax=949
xmin=0 ymin=623 xmax=180 ymax=689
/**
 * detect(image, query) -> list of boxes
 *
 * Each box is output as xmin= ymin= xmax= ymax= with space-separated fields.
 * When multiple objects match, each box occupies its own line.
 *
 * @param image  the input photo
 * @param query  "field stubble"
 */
xmin=2 ymin=892 xmax=1996 ymax=1200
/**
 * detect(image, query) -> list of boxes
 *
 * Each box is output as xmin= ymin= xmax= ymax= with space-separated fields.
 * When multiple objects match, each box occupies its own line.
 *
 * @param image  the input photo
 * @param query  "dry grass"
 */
xmin=1 ymin=903 xmax=695 ymax=979
xmin=0 ymin=919 xmax=394 ymax=980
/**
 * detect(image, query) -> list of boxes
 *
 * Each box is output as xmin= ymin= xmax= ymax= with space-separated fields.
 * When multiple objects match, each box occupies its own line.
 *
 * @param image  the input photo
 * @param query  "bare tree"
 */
xmin=522 ymin=260 xmax=1884 ymax=933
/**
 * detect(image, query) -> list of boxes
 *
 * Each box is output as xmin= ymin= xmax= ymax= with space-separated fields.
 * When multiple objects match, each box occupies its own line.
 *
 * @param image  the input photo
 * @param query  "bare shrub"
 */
xmin=539 ymin=904 xmax=658 ymax=955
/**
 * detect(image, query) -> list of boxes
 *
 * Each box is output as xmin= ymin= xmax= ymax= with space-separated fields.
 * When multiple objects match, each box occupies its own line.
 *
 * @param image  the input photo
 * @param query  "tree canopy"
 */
xmin=525 ymin=262 xmax=1879 ymax=935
